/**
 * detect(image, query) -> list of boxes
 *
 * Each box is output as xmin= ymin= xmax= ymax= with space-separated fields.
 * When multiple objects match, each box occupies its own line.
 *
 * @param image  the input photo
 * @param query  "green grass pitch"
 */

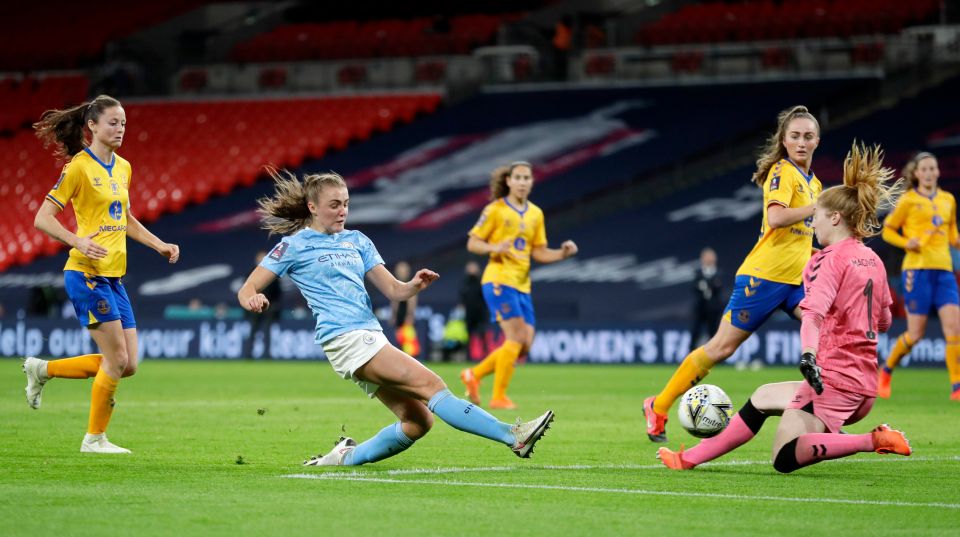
xmin=2 ymin=359 xmax=958 ymax=536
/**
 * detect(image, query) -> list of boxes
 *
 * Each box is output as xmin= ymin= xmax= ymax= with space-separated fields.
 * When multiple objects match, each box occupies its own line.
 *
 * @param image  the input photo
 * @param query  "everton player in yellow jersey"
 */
xmin=23 ymin=95 xmax=180 ymax=453
xmin=644 ymin=106 xmax=822 ymax=442
xmin=879 ymin=151 xmax=960 ymax=400
xmin=460 ymin=162 xmax=578 ymax=409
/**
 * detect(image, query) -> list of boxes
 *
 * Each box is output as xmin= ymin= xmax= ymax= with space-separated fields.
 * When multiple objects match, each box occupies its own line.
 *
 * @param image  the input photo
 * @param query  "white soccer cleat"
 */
xmin=80 ymin=433 xmax=131 ymax=454
xmin=22 ymin=357 xmax=49 ymax=410
xmin=303 ymin=437 xmax=357 ymax=466
xmin=511 ymin=410 xmax=555 ymax=458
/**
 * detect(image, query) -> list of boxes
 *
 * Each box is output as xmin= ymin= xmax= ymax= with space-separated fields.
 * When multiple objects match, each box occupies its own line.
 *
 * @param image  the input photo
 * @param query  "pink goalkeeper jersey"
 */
xmin=799 ymin=237 xmax=892 ymax=396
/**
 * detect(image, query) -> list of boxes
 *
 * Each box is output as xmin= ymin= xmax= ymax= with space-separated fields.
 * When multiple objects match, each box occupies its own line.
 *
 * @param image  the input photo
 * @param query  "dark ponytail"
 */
xmin=33 ymin=94 xmax=121 ymax=160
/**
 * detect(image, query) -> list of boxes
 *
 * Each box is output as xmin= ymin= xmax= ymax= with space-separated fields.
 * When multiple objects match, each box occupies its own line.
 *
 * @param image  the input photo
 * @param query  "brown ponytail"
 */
xmin=33 ymin=94 xmax=121 ymax=160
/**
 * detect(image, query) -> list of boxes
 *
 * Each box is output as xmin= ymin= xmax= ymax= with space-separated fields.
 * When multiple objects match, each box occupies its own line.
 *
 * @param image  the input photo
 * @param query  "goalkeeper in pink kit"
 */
xmin=659 ymin=143 xmax=913 ymax=472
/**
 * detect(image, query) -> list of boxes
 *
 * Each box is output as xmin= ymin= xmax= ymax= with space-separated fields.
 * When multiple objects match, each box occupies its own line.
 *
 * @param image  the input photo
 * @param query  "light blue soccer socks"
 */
xmin=427 ymin=388 xmax=515 ymax=445
xmin=343 ymin=422 xmax=414 ymax=466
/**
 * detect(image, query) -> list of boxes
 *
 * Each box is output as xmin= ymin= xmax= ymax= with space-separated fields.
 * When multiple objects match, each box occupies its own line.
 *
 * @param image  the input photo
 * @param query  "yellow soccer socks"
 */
xmin=653 ymin=346 xmax=713 ymax=415
xmin=883 ymin=333 xmax=914 ymax=373
xmin=492 ymin=340 xmax=524 ymax=402
xmin=47 ymin=354 xmax=103 ymax=379
xmin=88 ymin=369 xmax=119 ymax=435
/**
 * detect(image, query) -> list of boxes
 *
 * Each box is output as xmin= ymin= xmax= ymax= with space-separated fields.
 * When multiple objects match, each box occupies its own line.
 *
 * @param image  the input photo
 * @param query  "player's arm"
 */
xmin=766 ymin=203 xmax=814 ymax=229
xmin=467 ymin=234 xmax=512 ymax=256
xmin=366 ymin=264 xmax=439 ymax=301
xmin=531 ymin=240 xmax=578 ymax=263
xmin=34 ymin=199 xmax=107 ymax=259
xmin=127 ymin=213 xmax=180 ymax=263
xmin=949 ymin=199 xmax=959 ymax=248
xmin=798 ymin=255 xmax=842 ymax=356
xmin=238 ymin=266 xmax=278 ymax=313
xmin=881 ymin=200 xmax=917 ymax=251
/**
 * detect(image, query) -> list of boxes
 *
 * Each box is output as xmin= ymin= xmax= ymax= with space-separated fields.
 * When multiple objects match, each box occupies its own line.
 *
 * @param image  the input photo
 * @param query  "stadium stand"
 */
xmin=635 ymin=0 xmax=940 ymax=46
xmin=231 ymin=14 xmax=525 ymax=62
xmin=0 ymin=2 xmax=206 ymax=70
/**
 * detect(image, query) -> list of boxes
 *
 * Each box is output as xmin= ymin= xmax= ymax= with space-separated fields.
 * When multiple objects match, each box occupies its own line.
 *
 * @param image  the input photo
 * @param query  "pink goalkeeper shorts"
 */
xmin=787 ymin=381 xmax=875 ymax=433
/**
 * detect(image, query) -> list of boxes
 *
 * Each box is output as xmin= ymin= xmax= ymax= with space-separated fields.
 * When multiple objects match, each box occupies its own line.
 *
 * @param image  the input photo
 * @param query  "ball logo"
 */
xmin=362 ymin=332 xmax=375 ymax=345
xmin=109 ymin=200 xmax=123 ymax=221
xmin=96 ymin=300 xmax=111 ymax=314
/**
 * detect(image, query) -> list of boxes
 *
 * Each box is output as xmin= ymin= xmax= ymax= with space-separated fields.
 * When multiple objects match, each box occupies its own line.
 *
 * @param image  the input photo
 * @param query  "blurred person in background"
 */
xmin=461 ymin=161 xmax=578 ymax=410
xmin=390 ymin=260 xmax=421 ymax=358
xmin=878 ymin=151 xmax=960 ymax=400
xmin=690 ymin=247 xmax=723 ymax=348
xmin=460 ymin=260 xmax=488 ymax=360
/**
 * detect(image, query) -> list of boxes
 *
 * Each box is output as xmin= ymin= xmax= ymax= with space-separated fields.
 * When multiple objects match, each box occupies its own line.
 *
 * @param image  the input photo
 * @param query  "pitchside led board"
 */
xmin=0 ymin=318 xmax=947 ymax=369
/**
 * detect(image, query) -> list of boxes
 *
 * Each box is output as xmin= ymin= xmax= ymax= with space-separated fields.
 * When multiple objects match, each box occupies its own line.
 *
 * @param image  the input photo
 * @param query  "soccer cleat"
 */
xmin=489 ymin=397 xmax=517 ymax=410
xmin=510 ymin=410 xmax=554 ymax=458
xmin=460 ymin=368 xmax=481 ymax=405
xmin=951 ymin=388 xmax=960 ymax=401
xmin=871 ymin=424 xmax=911 ymax=456
xmin=303 ymin=437 xmax=357 ymax=466
xmin=22 ymin=357 xmax=49 ymax=410
xmin=657 ymin=446 xmax=695 ymax=470
xmin=643 ymin=396 xmax=668 ymax=443
xmin=80 ymin=433 xmax=131 ymax=454
xmin=877 ymin=369 xmax=892 ymax=399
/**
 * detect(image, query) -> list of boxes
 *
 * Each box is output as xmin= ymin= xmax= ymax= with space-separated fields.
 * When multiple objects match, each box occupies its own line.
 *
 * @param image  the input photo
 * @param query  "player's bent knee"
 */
xmin=122 ymin=361 xmax=138 ymax=378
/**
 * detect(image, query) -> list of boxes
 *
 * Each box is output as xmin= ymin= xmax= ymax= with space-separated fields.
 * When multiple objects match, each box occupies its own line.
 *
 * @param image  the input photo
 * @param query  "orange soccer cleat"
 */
xmin=489 ymin=397 xmax=517 ymax=410
xmin=871 ymin=424 xmax=912 ymax=456
xmin=460 ymin=368 xmax=481 ymax=406
xmin=657 ymin=446 xmax=695 ymax=470
xmin=877 ymin=369 xmax=892 ymax=399
xmin=950 ymin=388 xmax=960 ymax=401
xmin=643 ymin=396 xmax=668 ymax=443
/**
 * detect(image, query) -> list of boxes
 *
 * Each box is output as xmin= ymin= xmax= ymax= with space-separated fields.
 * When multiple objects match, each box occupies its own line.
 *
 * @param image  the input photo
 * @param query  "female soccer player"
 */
xmin=238 ymin=169 xmax=554 ymax=466
xmin=644 ymin=105 xmax=822 ymax=442
xmin=658 ymin=143 xmax=912 ymax=471
xmin=23 ymin=95 xmax=181 ymax=454
xmin=878 ymin=151 xmax=960 ymax=400
xmin=459 ymin=161 xmax=578 ymax=409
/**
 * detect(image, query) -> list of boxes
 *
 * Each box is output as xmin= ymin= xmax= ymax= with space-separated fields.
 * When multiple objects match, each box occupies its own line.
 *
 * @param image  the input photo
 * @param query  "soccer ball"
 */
xmin=677 ymin=384 xmax=735 ymax=438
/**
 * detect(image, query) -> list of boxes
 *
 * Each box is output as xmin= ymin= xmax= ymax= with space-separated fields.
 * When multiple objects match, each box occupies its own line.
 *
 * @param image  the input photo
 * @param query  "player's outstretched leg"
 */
xmin=773 ymin=424 xmax=910 ymax=473
xmin=428 ymin=388 xmax=553 ymax=458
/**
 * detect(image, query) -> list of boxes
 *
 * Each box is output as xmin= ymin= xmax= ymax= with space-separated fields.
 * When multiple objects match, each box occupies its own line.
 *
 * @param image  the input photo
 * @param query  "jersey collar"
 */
xmin=502 ymin=197 xmax=528 ymax=216
xmin=83 ymin=147 xmax=116 ymax=177
xmin=914 ymin=187 xmax=938 ymax=200
xmin=785 ymin=158 xmax=814 ymax=183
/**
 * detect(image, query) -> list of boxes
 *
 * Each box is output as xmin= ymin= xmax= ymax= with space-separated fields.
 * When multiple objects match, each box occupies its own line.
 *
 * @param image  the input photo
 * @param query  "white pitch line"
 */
xmin=282 ymin=474 xmax=960 ymax=509
xmin=285 ymin=455 xmax=959 ymax=478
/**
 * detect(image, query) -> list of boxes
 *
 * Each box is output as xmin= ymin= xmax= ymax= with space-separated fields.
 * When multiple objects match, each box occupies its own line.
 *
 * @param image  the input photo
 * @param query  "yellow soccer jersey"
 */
xmin=469 ymin=198 xmax=548 ymax=293
xmin=737 ymin=159 xmax=821 ymax=285
xmin=883 ymin=188 xmax=958 ymax=271
xmin=45 ymin=148 xmax=132 ymax=277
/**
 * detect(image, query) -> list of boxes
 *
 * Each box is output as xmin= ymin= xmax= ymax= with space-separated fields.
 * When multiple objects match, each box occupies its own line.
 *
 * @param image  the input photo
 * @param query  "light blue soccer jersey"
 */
xmin=260 ymin=228 xmax=384 ymax=344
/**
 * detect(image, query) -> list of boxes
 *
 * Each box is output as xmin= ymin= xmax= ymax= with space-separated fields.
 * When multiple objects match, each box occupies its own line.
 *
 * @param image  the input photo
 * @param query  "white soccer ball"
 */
xmin=677 ymin=384 xmax=735 ymax=438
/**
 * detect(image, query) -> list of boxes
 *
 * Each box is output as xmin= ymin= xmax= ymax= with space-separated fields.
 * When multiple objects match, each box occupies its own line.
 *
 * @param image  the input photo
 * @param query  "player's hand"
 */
xmin=245 ymin=293 xmax=270 ymax=313
xmin=160 ymin=242 xmax=180 ymax=263
xmin=799 ymin=352 xmax=823 ymax=395
xmin=75 ymin=232 xmax=108 ymax=260
xmin=905 ymin=238 xmax=921 ymax=252
xmin=560 ymin=240 xmax=578 ymax=259
xmin=411 ymin=269 xmax=439 ymax=291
